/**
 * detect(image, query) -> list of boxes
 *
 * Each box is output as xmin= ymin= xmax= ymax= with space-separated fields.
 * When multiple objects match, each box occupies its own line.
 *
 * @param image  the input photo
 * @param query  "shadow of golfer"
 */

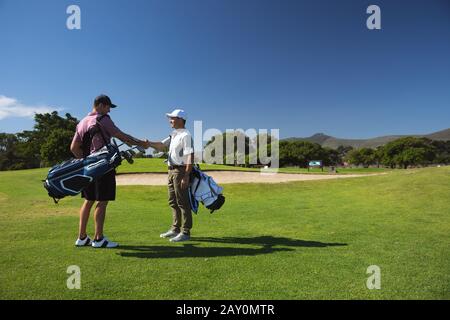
xmin=117 ymin=244 xmax=293 ymax=259
xmin=191 ymin=236 xmax=348 ymax=248
xmin=117 ymin=236 xmax=346 ymax=259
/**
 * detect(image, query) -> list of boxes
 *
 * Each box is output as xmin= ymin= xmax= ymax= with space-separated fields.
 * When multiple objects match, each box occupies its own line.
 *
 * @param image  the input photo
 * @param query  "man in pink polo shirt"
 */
xmin=70 ymin=95 xmax=150 ymax=248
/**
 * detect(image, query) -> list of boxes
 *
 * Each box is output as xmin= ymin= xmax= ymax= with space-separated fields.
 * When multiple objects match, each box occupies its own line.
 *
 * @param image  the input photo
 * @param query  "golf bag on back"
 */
xmin=188 ymin=166 xmax=225 ymax=214
xmin=43 ymin=146 xmax=123 ymax=203
xmin=43 ymin=115 xmax=134 ymax=203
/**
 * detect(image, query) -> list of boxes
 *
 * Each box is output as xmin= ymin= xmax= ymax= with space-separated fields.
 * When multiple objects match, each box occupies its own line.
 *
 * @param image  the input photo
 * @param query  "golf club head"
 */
xmin=121 ymin=150 xmax=134 ymax=164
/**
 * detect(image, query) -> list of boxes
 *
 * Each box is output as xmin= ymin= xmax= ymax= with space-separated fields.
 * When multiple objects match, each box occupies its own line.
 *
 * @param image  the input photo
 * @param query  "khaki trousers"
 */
xmin=168 ymin=167 xmax=192 ymax=235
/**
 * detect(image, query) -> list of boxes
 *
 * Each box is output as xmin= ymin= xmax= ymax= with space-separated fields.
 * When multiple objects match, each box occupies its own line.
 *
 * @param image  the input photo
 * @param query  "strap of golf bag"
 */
xmin=81 ymin=114 xmax=110 ymax=157
xmin=191 ymin=167 xmax=205 ymax=195
xmin=95 ymin=114 xmax=110 ymax=146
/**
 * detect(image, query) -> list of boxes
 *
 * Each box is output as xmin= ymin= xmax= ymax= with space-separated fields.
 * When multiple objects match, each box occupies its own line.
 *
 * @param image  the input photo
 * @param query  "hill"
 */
xmin=283 ymin=128 xmax=450 ymax=149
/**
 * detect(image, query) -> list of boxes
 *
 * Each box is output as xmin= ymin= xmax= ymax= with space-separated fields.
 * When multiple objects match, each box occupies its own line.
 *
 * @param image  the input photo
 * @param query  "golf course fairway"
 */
xmin=0 ymin=166 xmax=449 ymax=299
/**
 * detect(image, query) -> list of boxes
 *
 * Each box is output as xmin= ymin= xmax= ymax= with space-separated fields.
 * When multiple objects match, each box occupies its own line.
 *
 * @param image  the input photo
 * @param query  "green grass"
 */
xmin=0 ymin=166 xmax=449 ymax=299
xmin=117 ymin=158 xmax=389 ymax=175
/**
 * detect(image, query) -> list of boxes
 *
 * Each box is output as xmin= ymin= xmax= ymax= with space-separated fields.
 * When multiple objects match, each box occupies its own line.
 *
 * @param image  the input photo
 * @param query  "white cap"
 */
xmin=166 ymin=109 xmax=187 ymax=120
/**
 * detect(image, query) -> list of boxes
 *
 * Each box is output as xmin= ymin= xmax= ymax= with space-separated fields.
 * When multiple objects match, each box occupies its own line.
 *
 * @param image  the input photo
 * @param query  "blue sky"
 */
xmin=1 ymin=0 xmax=449 ymax=141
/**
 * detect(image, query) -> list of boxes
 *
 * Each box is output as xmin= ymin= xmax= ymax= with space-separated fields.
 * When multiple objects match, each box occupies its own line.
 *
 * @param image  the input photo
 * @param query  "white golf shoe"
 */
xmin=170 ymin=233 xmax=190 ymax=242
xmin=91 ymin=236 xmax=119 ymax=248
xmin=75 ymin=236 xmax=92 ymax=247
xmin=160 ymin=230 xmax=179 ymax=238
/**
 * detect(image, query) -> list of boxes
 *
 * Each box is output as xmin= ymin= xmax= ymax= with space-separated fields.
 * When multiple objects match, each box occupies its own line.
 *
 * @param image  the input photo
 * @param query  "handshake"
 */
xmin=122 ymin=135 xmax=151 ymax=150
xmin=139 ymin=139 xmax=151 ymax=149
xmin=121 ymin=135 xmax=166 ymax=153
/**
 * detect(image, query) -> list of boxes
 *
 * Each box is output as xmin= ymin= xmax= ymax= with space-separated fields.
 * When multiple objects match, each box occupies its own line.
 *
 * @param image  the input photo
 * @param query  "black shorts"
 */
xmin=82 ymin=170 xmax=116 ymax=201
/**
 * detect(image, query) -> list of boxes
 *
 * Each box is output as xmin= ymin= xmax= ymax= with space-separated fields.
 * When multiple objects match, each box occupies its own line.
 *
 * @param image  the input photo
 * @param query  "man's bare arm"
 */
xmin=70 ymin=140 xmax=84 ymax=159
xmin=185 ymin=153 xmax=194 ymax=175
xmin=181 ymin=153 xmax=194 ymax=190
xmin=148 ymin=141 xmax=168 ymax=152
xmin=113 ymin=131 xmax=150 ymax=149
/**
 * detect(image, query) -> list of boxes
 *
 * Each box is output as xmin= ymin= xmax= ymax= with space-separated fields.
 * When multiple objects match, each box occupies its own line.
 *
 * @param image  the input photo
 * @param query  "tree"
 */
xmin=21 ymin=112 xmax=78 ymax=167
xmin=346 ymin=148 xmax=376 ymax=167
xmin=359 ymin=148 xmax=376 ymax=167
xmin=279 ymin=140 xmax=325 ymax=167
xmin=381 ymin=137 xmax=436 ymax=169
xmin=373 ymin=146 xmax=384 ymax=168
xmin=322 ymin=147 xmax=340 ymax=166
xmin=40 ymin=128 xmax=75 ymax=167
xmin=0 ymin=133 xmax=19 ymax=170
xmin=0 ymin=111 xmax=79 ymax=171
xmin=396 ymin=148 xmax=429 ymax=169
xmin=337 ymin=145 xmax=354 ymax=160
xmin=432 ymin=140 xmax=450 ymax=164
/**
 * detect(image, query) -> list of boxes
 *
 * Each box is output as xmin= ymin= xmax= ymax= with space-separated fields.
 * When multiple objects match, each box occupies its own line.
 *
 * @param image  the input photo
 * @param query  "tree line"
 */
xmin=1 ymin=112 xmax=449 ymax=171
xmin=279 ymin=138 xmax=450 ymax=168
xmin=345 ymin=137 xmax=450 ymax=168
xmin=1 ymin=112 xmax=78 ymax=171
xmin=205 ymin=133 xmax=450 ymax=169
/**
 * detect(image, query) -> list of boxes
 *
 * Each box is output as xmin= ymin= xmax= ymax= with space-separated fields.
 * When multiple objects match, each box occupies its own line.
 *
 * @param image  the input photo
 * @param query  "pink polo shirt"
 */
xmin=72 ymin=111 xmax=120 ymax=154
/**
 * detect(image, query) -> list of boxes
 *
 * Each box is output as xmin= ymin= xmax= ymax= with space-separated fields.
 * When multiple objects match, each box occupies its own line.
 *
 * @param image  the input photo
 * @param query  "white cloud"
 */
xmin=0 ymin=95 xmax=60 ymax=120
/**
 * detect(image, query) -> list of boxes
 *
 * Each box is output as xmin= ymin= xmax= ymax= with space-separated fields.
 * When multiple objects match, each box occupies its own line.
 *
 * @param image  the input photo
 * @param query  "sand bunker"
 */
xmin=116 ymin=171 xmax=382 ymax=186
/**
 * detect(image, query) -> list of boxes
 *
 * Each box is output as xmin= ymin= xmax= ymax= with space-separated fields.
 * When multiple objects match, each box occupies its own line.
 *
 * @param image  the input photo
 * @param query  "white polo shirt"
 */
xmin=162 ymin=129 xmax=194 ymax=166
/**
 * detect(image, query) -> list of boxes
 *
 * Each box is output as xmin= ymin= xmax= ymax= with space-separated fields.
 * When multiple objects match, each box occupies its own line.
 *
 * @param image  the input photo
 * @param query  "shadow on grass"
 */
xmin=118 ymin=244 xmax=293 ymax=259
xmin=118 ymin=236 xmax=347 ymax=259
xmin=191 ymin=236 xmax=347 ymax=248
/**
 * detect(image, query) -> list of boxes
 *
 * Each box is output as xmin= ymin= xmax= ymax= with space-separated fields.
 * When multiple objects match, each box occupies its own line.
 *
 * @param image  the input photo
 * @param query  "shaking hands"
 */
xmin=138 ymin=139 xmax=151 ymax=149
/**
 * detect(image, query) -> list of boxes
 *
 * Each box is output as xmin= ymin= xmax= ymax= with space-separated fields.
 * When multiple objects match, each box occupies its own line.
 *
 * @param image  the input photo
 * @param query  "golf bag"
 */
xmin=43 ymin=115 xmax=139 ymax=203
xmin=43 ymin=145 xmax=126 ymax=203
xmin=188 ymin=166 xmax=225 ymax=214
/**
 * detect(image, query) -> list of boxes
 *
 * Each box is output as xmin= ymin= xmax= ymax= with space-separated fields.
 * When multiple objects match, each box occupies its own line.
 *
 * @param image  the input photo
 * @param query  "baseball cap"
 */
xmin=94 ymin=94 xmax=117 ymax=108
xmin=166 ymin=109 xmax=187 ymax=120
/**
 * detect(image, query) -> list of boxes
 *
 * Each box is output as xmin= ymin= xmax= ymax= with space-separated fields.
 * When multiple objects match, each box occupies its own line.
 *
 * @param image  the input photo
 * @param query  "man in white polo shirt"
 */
xmin=148 ymin=109 xmax=194 ymax=242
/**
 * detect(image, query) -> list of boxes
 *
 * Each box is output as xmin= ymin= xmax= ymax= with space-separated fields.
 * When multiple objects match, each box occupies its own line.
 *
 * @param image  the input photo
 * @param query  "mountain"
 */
xmin=424 ymin=128 xmax=450 ymax=141
xmin=283 ymin=128 xmax=450 ymax=149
